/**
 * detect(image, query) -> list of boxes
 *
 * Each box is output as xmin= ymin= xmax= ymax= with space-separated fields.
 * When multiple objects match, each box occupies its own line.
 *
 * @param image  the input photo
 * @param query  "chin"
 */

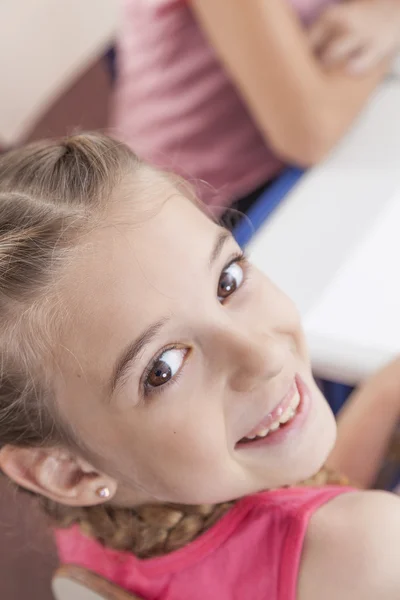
xmin=284 ymin=413 xmax=338 ymax=487
xmin=298 ymin=415 xmax=337 ymax=483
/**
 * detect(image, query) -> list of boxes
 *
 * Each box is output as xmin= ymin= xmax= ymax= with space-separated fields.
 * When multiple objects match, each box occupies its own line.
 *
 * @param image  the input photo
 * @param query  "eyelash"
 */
xmin=141 ymin=251 xmax=249 ymax=399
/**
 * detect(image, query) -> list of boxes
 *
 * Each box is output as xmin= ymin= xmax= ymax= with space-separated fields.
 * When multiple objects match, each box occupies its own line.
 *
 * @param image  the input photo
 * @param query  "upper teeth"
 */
xmin=244 ymin=389 xmax=301 ymax=441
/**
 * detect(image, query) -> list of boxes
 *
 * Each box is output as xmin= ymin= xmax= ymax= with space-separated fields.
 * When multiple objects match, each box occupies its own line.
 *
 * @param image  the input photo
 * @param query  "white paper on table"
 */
xmin=305 ymin=188 xmax=400 ymax=357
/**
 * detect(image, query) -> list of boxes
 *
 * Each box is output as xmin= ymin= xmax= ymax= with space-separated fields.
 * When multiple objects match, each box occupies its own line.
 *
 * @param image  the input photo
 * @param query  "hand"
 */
xmin=309 ymin=0 xmax=400 ymax=74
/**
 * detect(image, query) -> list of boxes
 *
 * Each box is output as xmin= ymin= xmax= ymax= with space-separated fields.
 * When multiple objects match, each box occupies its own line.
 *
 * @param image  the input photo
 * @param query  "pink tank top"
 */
xmin=56 ymin=486 xmax=351 ymax=600
xmin=112 ymin=0 xmax=336 ymax=211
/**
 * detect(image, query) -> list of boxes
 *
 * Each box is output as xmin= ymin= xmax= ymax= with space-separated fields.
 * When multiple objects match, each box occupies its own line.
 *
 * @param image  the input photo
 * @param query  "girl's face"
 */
xmin=55 ymin=191 xmax=336 ymax=505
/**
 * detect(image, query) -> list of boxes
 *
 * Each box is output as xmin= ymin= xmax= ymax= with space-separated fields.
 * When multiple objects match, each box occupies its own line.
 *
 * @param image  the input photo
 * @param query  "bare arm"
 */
xmin=327 ymin=358 xmax=400 ymax=488
xmin=191 ymin=0 xmax=388 ymax=165
xmin=299 ymin=491 xmax=400 ymax=600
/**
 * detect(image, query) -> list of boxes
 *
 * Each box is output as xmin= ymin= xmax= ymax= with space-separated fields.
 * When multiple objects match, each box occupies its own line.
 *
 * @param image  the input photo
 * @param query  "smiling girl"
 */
xmin=0 ymin=134 xmax=399 ymax=600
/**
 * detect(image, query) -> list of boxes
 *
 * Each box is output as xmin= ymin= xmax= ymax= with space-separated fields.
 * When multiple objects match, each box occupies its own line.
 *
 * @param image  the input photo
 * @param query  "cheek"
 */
xmin=109 ymin=409 xmax=231 ymax=501
xmin=147 ymin=408 xmax=225 ymax=460
xmin=109 ymin=400 xmax=227 ymax=475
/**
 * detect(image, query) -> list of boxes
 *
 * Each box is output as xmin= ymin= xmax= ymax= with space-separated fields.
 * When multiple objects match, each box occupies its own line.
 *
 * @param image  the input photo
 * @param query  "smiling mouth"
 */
xmin=238 ymin=379 xmax=302 ymax=445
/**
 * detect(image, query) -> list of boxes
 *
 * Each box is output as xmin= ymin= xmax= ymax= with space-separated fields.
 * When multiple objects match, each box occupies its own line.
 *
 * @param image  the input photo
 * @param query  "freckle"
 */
xmin=76 ymin=373 xmax=82 ymax=379
xmin=173 ymin=431 xmax=177 ymax=434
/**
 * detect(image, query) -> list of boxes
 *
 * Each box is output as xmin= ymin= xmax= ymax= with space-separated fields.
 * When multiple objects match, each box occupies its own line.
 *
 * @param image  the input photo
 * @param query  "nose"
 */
xmin=210 ymin=322 xmax=286 ymax=393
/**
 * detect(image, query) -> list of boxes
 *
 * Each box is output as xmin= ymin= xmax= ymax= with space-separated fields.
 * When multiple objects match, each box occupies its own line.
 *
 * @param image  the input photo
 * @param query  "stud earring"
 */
xmin=96 ymin=486 xmax=111 ymax=499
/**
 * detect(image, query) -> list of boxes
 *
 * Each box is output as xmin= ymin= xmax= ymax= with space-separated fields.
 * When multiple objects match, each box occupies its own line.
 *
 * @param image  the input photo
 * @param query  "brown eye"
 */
xmin=147 ymin=360 xmax=171 ymax=387
xmin=146 ymin=348 xmax=186 ymax=389
xmin=218 ymin=261 xmax=244 ymax=301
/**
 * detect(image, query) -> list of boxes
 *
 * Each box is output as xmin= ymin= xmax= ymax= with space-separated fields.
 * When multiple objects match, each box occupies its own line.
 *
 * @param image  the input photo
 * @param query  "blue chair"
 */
xmin=233 ymin=167 xmax=304 ymax=247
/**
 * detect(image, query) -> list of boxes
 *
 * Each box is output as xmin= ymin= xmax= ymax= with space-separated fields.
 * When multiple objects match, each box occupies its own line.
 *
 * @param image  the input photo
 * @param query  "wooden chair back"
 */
xmin=52 ymin=565 xmax=144 ymax=600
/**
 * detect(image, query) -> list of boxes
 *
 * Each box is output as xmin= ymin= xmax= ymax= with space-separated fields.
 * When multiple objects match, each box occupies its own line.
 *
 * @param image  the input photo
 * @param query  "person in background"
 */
xmin=111 ymin=0 xmax=400 ymax=217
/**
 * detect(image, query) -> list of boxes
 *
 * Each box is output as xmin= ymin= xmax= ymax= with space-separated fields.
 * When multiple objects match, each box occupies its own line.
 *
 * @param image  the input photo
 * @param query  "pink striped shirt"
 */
xmin=112 ymin=0 xmax=336 ymax=211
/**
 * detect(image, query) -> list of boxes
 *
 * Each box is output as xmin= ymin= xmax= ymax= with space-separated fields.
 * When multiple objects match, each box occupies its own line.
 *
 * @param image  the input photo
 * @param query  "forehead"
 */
xmin=55 ymin=193 xmax=222 ymax=386
xmin=74 ymin=192 xmax=219 ymax=297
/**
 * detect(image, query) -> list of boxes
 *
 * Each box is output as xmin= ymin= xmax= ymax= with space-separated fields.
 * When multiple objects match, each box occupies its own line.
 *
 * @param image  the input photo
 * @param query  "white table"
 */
xmin=248 ymin=78 xmax=400 ymax=386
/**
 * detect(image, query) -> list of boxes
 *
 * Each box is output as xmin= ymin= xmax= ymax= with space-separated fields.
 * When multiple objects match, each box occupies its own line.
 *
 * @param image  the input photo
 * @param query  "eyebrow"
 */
xmin=209 ymin=230 xmax=231 ymax=268
xmin=110 ymin=318 xmax=170 ymax=394
xmin=110 ymin=230 xmax=232 ymax=395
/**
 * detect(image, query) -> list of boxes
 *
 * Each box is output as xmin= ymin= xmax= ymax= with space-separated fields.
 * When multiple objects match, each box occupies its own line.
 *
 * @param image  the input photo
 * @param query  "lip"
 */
xmin=235 ymin=374 xmax=311 ymax=449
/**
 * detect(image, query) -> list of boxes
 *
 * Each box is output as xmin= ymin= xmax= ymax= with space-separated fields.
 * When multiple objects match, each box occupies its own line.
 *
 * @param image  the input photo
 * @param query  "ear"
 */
xmin=0 ymin=445 xmax=117 ymax=507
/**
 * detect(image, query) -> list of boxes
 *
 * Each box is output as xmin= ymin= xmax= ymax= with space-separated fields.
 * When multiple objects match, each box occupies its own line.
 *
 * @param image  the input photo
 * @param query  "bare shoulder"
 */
xmin=298 ymin=490 xmax=400 ymax=600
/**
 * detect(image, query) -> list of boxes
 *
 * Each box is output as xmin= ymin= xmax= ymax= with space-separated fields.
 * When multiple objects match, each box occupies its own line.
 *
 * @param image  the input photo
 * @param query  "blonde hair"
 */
xmin=0 ymin=134 xmax=150 ymax=538
xmin=0 ymin=134 xmax=135 ymax=447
